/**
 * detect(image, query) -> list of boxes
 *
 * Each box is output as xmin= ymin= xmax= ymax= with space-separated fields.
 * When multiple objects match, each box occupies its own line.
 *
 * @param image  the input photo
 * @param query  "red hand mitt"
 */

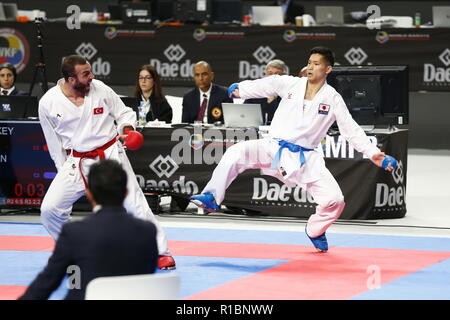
xmin=124 ymin=130 xmax=144 ymax=150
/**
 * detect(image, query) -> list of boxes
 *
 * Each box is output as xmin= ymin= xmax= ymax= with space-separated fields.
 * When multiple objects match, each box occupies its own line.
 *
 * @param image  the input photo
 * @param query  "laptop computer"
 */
xmin=251 ymin=6 xmax=284 ymax=26
xmin=0 ymin=95 xmax=38 ymax=120
xmin=222 ymin=103 xmax=263 ymax=128
xmin=315 ymin=6 xmax=344 ymax=26
xmin=120 ymin=1 xmax=152 ymax=23
xmin=433 ymin=6 xmax=450 ymax=27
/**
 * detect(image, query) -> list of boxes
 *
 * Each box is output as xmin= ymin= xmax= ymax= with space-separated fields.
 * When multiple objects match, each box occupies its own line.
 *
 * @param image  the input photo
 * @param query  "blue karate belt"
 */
xmin=271 ymin=139 xmax=314 ymax=169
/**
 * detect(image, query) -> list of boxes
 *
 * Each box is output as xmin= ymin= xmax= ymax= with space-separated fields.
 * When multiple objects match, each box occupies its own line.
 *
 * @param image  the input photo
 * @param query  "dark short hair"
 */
xmin=87 ymin=160 xmax=128 ymax=206
xmin=0 ymin=63 xmax=17 ymax=84
xmin=309 ymin=47 xmax=335 ymax=66
xmin=61 ymin=55 xmax=88 ymax=80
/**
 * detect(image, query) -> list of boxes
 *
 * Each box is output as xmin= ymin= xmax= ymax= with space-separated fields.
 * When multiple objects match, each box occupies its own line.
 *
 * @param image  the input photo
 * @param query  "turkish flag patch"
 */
xmin=318 ymin=103 xmax=330 ymax=115
xmin=93 ymin=107 xmax=104 ymax=115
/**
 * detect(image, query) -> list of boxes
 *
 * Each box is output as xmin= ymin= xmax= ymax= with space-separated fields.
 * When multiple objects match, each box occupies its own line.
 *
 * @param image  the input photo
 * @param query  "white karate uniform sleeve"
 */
xmin=38 ymin=101 xmax=66 ymax=171
xmin=238 ymin=75 xmax=292 ymax=100
xmin=334 ymin=95 xmax=380 ymax=159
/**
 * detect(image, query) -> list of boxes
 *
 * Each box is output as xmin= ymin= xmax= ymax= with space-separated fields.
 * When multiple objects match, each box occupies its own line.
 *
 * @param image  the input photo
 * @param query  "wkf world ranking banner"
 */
xmin=127 ymin=127 xmax=408 ymax=220
xmin=1 ymin=22 xmax=449 ymax=92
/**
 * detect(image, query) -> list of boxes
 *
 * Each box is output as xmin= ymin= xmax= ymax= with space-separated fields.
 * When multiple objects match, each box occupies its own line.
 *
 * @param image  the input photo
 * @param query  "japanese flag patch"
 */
xmin=318 ymin=103 xmax=330 ymax=115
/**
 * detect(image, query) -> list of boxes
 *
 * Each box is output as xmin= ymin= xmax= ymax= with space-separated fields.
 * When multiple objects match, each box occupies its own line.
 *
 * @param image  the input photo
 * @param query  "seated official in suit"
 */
xmin=244 ymin=59 xmax=288 ymax=124
xmin=272 ymin=0 xmax=305 ymax=24
xmin=0 ymin=63 xmax=28 ymax=96
xmin=174 ymin=61 xmax=232 ymax=212
xmin=133 ymin=64 xmax=173 ymax=123
xmin=18 ymin=160 xmax=159 ymax=300
xmin=181 ymin=61 xmax=232 ymax=124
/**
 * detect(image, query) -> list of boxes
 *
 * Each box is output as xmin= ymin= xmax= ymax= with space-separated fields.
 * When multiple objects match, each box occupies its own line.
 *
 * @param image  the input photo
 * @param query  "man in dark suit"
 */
xmin=18 ymin=160 xmax=159 ymax=300
xmin=181 ymin=61 xmax=232 ymax=124
xmin=174 ymin=61 xmax=232 ymax=212
xmin=0 ymin=63 xmax=28 ymax=96
xmin=273 ymin=0 xmax=304 ymax=24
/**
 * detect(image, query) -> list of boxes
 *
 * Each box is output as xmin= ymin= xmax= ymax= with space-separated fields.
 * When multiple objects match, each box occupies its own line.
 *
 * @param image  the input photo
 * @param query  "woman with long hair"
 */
xmin=133 ymin=64 xmax=173 ymax=123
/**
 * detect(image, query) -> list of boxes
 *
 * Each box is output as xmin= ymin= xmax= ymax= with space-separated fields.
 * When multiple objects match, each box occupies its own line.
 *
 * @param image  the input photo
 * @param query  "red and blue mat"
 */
xmin=1 ymin=222 xmax=450 ymax=300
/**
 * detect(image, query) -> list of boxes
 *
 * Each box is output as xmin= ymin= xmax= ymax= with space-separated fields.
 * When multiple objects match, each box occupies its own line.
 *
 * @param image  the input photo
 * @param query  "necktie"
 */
xmin=2 ymin=90 xmax=8 ymax=95
xmin=196 ymin=94 xmax=208 ymax=122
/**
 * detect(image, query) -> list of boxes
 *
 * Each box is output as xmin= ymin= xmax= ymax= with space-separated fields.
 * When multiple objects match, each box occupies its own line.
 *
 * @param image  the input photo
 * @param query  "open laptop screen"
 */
xmin=433 ymin=6 xmax=450 ymax=27
xmin=0 ymin=96 xmax=38 ymax=120
xmin=315 ymin=6 xmax=344 ymax=26
xmin=222 ymin=103 xmax=263 ymax=128
xmin=251 ymin=6 xmax=284 ymax=26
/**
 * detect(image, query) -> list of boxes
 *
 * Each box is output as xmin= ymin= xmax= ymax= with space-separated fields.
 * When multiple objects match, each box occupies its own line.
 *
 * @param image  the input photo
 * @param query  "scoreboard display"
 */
xmin=0 ymin=121 xmax=56 ymax=208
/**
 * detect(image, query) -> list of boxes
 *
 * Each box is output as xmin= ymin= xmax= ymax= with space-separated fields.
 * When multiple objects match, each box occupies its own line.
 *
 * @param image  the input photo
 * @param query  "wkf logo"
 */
xmin=149 ymin=155 xmax=179 ymax=178
xmin=283 ymin=30 xmax=297 ymax=43
xmin=344 ymin=47 xmax=368 ymax=65
xmin=193 ymin=28 xmax=206 ymax=41
xmin=375 ymin=31 xmax=390 ymax=44
xmin=0 ymin=28 xmax=30 ymax=73
xmin=189 ymin=134 xmax=204 ymax=150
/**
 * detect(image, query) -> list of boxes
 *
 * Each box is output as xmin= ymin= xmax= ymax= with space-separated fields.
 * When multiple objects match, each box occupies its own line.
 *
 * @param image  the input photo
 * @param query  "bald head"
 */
xmin=193 ymin=61 xmax=214 ymax=92
xmin=194 ymin=61 xmax=212 ymax=72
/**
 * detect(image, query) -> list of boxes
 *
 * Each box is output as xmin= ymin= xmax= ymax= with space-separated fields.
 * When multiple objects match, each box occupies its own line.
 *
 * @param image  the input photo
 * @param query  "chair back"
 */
xmin=85 ymin=273 xmax=180 ymax=300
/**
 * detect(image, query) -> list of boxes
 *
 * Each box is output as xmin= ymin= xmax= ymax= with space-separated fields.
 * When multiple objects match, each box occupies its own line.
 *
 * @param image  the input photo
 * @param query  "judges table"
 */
xmin=0 ymin=121 xmax=408 ymax=219
xmin=127 ymin=125 xmax=408 ymax=220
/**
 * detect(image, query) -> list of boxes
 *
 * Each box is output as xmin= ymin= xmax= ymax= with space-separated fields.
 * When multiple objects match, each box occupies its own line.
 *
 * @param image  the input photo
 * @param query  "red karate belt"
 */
xmin=66 ymin=136 xmax=118 ymax=188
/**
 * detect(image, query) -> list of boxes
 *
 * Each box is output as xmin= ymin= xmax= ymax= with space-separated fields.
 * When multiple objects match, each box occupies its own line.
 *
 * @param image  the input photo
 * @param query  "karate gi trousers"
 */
xmin=40 ymin=142 xmax=170 ymax=256
xmin=202 ymin=138 xmax=345 ymax=238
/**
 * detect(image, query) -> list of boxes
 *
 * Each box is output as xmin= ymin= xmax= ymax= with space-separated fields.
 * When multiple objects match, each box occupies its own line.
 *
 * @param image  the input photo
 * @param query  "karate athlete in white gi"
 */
xmin=190 ymin=47 xmax=397 ymax=252
xmin=38 ymin=55 xmax=175 ymax=269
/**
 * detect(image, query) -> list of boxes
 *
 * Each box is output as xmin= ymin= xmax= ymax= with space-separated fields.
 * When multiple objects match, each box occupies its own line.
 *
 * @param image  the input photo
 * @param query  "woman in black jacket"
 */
xmin=133 ymin=64 xmax=173 ymax=123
